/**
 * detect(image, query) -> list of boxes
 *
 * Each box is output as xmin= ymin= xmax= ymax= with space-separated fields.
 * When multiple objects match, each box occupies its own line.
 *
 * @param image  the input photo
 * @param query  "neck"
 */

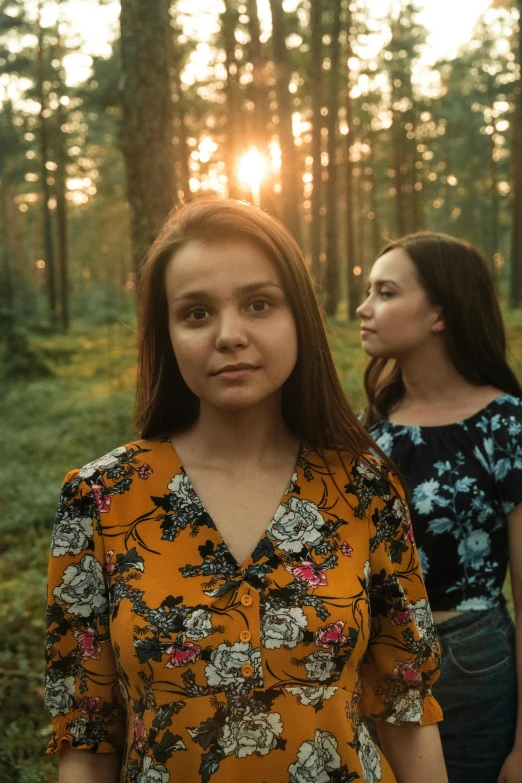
xmin=397 ymin=341 xmax=472 ymax=406
xmin=174 ymin=395 xmax=298 ymax=467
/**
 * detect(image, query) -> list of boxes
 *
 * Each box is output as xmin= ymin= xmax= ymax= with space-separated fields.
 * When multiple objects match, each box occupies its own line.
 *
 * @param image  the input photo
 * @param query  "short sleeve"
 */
xmin=486 ymin=396 xmax=522 ymax=514
xmin=45 ymin=469 xmax=125 ymax=754
xmin=359 ymin=472 xmax=443 ymax=725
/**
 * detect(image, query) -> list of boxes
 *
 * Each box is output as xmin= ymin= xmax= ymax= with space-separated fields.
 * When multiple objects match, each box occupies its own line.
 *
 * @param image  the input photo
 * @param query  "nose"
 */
xmin=215 ymin=309 xmax=248 ymax=351
xmin=356 ymin=296 xmax=371 ymax=320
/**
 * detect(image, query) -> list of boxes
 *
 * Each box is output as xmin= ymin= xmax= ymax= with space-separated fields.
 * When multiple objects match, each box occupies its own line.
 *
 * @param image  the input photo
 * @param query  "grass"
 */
xmin=1 ymin=311 xmax=521 ymax=781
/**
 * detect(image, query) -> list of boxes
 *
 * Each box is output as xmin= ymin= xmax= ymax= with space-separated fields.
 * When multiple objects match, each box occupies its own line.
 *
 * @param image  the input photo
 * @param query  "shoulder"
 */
xmin=490 ymin=393 xmax=522 ymax=414
xmin=476 ymin=394 xmax=522 ymax=440
xmin=62 ymin=438 xmax=173 ymax=488
xmin=319 ymin=448 xmax=402 ymax=503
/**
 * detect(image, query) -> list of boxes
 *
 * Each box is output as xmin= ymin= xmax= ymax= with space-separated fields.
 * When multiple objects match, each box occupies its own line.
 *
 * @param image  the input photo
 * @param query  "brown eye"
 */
xmin=187 ymin=308 xmax=210 ymax=321
xmin=249 ymin=299 xmax=271 ymax=313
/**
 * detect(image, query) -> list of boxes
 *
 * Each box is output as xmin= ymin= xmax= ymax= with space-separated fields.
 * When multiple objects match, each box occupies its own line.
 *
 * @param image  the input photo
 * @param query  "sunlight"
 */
xmin=237 ymin=147 xmax=268 ymax=207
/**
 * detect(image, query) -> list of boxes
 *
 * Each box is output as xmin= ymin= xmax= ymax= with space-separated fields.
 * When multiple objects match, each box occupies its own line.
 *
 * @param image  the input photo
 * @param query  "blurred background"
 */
xmin=1 ymin=1 xmax=521 ymax=780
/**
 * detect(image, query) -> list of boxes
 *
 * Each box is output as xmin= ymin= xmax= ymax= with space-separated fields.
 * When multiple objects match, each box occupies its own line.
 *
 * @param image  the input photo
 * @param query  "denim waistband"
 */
xmin=434 ymin=599 xmax=512 ymax=643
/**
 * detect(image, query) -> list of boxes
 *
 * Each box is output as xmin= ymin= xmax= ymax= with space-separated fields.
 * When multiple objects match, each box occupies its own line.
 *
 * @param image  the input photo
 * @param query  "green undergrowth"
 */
xmin=0 ymin=320 xmax=137 ymax=782
xmin=1 ymin=311 xmax=521 ymax=781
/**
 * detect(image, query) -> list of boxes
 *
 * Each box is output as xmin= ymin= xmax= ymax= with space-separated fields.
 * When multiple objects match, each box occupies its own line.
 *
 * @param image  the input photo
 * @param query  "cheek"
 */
xmin=168 ymin=325 xmax=209 ymax=373
xmin=381 ymin=301 xmax=426 ymax=330
xmin=272 ymin=317 xmax=298 ymax=367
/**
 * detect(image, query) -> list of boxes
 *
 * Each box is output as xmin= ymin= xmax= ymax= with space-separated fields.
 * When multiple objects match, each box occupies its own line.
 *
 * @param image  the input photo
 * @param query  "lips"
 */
xmin=360 ymin=326 xmax=376 ymax=334
xmin=213 ymin=363 xmax=258 ymax=376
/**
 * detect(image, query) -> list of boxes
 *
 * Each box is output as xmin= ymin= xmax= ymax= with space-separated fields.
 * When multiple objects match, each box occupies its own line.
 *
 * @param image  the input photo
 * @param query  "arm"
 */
xmin=59 ymin=746 xmax=121 ymax=783
xmin=358 ymin=467 xmax=446 ymax=780
xmin=45 ymin=470 xmax=125 ymax=757
xmin=377 ymin=722 xmax=447 ymax=783
xmin=498 ymin=502 xmax=522 ymax=783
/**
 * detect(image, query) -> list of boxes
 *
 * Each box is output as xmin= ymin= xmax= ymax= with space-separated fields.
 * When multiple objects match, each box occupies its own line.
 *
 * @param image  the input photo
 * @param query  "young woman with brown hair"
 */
xmin=357 ymin=232 xmax=522 ymax=783
xmin=45 ymin=200 xmax=446 ymax=783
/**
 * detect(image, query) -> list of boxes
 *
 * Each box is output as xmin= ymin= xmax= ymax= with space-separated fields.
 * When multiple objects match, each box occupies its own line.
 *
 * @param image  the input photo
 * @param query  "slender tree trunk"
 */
xmin=510 ymin=0 xmax=522 ymax=307
xmin=490 ymin=131 xmax=499 ymax=270
xmin=37 ymin=8 xmax=57 ymax=326
xmin=120 ymin=0 xmax=176 ymax=273
xmin=269 ymin=0 xmax=302 ymax=243
xmin=309 ymin=0 xmax=323 ymax=276
xmin=323 ymin=0 xmax=342 ymax=316
xmin=172 ymin=52 xmax=191 ymax=200
xmin=246 ymin=0 xmax=270 ymax=149
xmin=55 ymin=100 xmax=69 ymax=331
xmin=222 ymin=0 xmax=244 ymax=197
xmin=344 ymin=4 xmax=358 ymax=320
xmin=246 ymin=0 xmax=273 ymax=207
xmin=0 ymin=189 xmax=14 ymax=322
xmin=392 ymin=111 xmax=406 ymax=236
xmin=368 ymin=134 xmax=381 ymax=258
xmin=53 ymin=32 xmax=69 ymax=332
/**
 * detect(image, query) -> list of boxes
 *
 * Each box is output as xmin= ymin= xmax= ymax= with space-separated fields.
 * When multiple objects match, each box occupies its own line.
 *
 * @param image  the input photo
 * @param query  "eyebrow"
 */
xmin=368 ymin=278 xmax=399 ymax=288
xmin=170 ymin=281 xmax=283 ymax=303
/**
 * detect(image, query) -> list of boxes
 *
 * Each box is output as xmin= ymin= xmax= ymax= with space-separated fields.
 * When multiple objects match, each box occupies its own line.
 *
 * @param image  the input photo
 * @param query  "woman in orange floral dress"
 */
xmin=45 ymin=199 xmax=447 ymax=783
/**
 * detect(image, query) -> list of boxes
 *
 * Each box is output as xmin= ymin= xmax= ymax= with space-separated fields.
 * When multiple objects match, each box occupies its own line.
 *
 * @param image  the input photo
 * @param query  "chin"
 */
xmin=207 ymin=387 xmax=283 ymax=413
xmin=361 ymin=344 xmax=383 ymax=358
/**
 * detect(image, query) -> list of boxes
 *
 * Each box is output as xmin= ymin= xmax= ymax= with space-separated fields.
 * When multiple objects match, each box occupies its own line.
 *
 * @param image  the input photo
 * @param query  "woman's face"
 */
xmin=165 ymin=239 xmax=298 ymax=414
xmin=356 ymin=247 xmax=444 ymax=359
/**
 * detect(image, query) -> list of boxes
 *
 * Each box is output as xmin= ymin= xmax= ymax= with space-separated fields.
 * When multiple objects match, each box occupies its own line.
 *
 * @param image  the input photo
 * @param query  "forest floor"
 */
xmin=2 ymin=311 xmax=521 ymax=782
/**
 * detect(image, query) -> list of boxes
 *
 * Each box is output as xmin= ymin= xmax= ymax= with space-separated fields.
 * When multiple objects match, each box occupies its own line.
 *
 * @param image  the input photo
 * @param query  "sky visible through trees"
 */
xmin=0 ymin=0 xmax=521 ymax=331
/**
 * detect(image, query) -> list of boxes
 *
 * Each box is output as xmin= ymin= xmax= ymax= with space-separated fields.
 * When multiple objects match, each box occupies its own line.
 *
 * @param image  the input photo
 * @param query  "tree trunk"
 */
xmin=221 ymin=0 xmax=244 ymax=197
xmin=344 ymin=4 xmax=358 ymax=320
xmin=490 ymin=130 xmax=500 ymax=271
xmin=368 ymin=134 xmax=381 ymax=259
xmin=324 ymin=0 xmax=342 ymax=317
xmin=309 ymin=0 xmax=323 ymax=276
xmin=120 ymin=0 xmax=176 ymax=273
xmin=269 ymin=0 xmax=302 ymax=243
xmin=510 ymin=0 xmax=522 ymax=307
xmin=172 ymin=51 xmax=191 ymax=201
xmin=246 ymin=0 xmax=275 ymax=209
xmin=392 ymin=111 xmax=406 ymax=237
xmin=37 ymin=8 xmax=57 ymax=326
xmin=55 ymin=99 xmax=69 ymax=332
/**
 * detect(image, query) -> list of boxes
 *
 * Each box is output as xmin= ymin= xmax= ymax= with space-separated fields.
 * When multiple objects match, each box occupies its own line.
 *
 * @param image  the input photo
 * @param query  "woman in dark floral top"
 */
xmin=45 ymin=200 xmax=447 ymax=783
xmin=357 ymin=232 xmax=522 ymax=783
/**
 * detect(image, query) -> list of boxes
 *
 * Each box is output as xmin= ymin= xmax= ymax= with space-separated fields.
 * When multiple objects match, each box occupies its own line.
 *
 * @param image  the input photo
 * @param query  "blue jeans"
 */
xmin=434 ymin=602 xmax=517 ymax=783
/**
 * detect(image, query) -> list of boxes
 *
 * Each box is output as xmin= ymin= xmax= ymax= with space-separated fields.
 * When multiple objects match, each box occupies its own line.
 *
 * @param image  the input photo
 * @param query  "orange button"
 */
xmin=241 ymin=663 xmax=254 ymax=678
xmin=241 ymin=594 xmax=253 ymax=607
xmin=239 ymin=630 xmax=252 ymax=643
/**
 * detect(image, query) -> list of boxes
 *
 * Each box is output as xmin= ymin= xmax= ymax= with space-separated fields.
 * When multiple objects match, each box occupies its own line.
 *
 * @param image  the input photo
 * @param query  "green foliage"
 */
xmin=0 ymin=327 xmax=53 ymax=382
xmin=0 ymin=321 xmax=136 ymax=782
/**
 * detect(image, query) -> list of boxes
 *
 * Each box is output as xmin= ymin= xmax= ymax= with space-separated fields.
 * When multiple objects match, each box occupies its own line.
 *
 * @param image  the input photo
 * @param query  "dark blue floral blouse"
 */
xmin=368 ymin=394 xmax=522 ymax=612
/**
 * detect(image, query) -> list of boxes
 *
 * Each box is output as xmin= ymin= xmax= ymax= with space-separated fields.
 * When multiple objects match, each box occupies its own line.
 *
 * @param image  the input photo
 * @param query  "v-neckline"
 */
xmin=167 ymin=439 xmax=302 ymax=572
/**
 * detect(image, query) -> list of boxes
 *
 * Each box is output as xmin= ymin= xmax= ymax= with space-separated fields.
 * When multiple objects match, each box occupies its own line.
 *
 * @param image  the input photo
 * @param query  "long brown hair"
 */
xmin=135 ymin=197 xmax=394 ymax=474
xmin=362 ymin=231 xmax=522 ymax=428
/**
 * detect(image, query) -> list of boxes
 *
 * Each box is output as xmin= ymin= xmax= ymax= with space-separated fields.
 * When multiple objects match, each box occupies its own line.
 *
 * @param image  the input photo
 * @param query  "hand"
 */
xmin=498 ymin=747 xmax=522 ymax=783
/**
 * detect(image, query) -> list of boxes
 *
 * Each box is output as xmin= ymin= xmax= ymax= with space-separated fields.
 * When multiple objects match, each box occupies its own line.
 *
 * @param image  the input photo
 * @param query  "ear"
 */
xmin=430 ymin=308 xmax=445 ymax=334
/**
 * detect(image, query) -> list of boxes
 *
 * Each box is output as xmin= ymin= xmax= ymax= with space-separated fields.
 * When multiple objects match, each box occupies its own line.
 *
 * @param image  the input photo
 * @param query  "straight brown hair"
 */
xmin=362 ymin=231 xmax=522 ymax=429
xmin=135 ymin=197 xmax=395 ymax=476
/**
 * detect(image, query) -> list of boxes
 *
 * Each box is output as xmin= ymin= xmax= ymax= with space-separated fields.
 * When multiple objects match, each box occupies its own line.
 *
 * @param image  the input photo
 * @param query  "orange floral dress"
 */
xmin=45 ymin=438 xmax=442 ymax=783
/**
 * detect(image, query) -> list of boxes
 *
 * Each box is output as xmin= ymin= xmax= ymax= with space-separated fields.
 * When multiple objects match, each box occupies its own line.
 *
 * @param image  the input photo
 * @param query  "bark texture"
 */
xmin=120 ymin=0 xmax=176 ymax=272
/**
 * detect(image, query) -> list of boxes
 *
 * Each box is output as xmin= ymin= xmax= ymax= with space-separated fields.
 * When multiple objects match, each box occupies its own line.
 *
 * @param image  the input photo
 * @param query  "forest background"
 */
xmin=1 ymin=0 xmax=522 ymax=780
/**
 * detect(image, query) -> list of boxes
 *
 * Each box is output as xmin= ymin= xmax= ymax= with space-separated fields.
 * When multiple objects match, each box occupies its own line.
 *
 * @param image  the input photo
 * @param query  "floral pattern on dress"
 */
xmin=45 ymin=440 xmax=442 ymax=782
xmin=369 ymin=394 xmax=522 ymax=611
